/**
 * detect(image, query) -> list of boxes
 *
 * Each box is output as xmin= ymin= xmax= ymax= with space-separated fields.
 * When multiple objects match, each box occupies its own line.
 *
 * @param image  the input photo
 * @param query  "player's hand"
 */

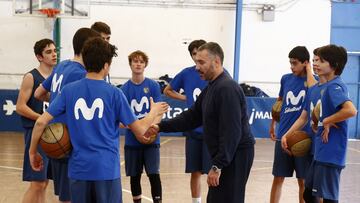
xmin=29 ymin=151 xmax=44 ymax=171
xmin=150 ymin=97 xmax=169 ymax=116
xmin=321 ymin=118 xmax=339 ymax=143
xmin=269 ymin=122 xmax=277 ymax=141
xmin=305 ymin=61 xmax=312 ymax=74
xmin=207 ymin=169 xmax=221 ymax=187
xmin=140 ymin=125 xmax=159 ymax=144
xmin=281 ymin=135 xmax=292 ymax=156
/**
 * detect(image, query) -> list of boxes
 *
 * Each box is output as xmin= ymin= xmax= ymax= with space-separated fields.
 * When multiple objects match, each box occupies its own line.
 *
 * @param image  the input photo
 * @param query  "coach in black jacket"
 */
xmin=152 ymin=42 xmax=255 ymax=203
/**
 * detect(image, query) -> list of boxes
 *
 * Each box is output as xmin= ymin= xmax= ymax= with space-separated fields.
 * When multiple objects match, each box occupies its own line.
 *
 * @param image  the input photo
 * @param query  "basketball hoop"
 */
xmin=39 ymin=8 xmax=60 ymax=18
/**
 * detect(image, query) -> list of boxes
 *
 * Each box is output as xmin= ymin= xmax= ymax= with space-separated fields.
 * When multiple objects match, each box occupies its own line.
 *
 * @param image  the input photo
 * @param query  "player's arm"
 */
xmin=322 ymin=101 xmax=357 ymax=143
xmin=281 ymin=110 xmax=308 ymax=153
xmin=163 ymin=84 xmax=186 ymax=101
xmin=323 ymin=101 xmax=357 ymax=127
xmin=128 ymin=98 xmax=169 ymax=141
xmin=306 ymin=62 xmax=317 ymax=87
xmin=29 ymin=112 xmax=54 ymax=171
xmin=269 ymin=96 xmax=282 ymax=141
xmin=16 ymin=73 xmax=41 ymax=121
xmin=34 ymin=84 xmax=50 ymax=102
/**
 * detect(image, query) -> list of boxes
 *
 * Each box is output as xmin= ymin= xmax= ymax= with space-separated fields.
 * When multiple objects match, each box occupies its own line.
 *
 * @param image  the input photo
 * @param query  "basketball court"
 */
xmin=1 ymin=0 xmax=360 ymax=202
xmin=1 ymin=132 xmax=359 ymax=202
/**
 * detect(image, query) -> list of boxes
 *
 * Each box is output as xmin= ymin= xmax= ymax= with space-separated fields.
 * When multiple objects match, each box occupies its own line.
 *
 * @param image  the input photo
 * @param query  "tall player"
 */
xmin=34 ymin=28 xmax=100 ymax=203
xmin=16 ymin=38 xmax=57 ymax=203
xmin=121 ymin=50 xmax=163 ymax=203
xmin=269 ymin=46 xmax=317 ymax=203
xmin=163 ymin=39 xmax=211 ymax=203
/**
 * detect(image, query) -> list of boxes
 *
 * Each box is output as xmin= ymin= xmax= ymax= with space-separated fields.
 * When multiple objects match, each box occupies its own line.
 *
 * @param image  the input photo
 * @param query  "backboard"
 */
xmin=13 ymin=0 xmax=90 ymax=18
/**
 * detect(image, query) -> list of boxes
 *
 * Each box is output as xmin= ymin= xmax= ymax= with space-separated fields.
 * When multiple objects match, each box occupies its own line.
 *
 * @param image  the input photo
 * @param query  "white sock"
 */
xmin=192 ymin=197 xmax=201 ymax=203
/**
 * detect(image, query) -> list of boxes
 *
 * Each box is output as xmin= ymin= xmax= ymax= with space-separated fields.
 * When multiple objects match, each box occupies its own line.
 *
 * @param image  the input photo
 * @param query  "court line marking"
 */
xmin=0 ymin=165 xmax=153 ymax=202
xmin=122 ymin=188 xmax=153 ymax=202
xmin=348 ymin=147 xmax=360 ymax=154
xmin=160 ymin=138 xmax=173 ymax=146
xmin=0 ymin=165 xmax=22 ymax=171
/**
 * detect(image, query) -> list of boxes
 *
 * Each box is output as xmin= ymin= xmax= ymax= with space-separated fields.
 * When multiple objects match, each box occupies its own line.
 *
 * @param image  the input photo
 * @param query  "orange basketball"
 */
xmin=144 ymin=132 xmax=158 ymax=144
xmin=272 ymin=100 xmax=282 ymax=122
xmin=39 ymin=123 xmax=72 ymax=159
xmin=286 ymin=131 xmax=311 ymax=157
xmin=311 ymin=103 xmax=321 ymax=130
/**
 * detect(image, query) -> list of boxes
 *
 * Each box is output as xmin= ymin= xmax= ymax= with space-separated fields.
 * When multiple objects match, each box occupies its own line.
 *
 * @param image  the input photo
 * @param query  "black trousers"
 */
xmin=207 ymin=146 xmax=254 ymax=203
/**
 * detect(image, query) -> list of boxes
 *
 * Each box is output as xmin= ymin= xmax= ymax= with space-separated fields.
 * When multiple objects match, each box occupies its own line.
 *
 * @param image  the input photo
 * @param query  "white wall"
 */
xmin=0 ymin=0 xmax=331 ymax=96
xmin=240 ymin=0 xmax=331 ymax=96
xmin=60 ymin=5 xmax=236 ymax=85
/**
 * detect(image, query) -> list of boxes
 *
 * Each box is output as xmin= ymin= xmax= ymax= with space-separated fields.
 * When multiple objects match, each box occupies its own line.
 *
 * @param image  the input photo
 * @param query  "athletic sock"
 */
xmin=192 ymin=197 xmax=201 ymax=203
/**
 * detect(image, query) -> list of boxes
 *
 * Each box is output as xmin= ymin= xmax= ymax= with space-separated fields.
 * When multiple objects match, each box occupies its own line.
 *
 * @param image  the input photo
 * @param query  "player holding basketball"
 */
xmin=163 ymin=39 xmax=211 ymax=203
xmin=269 ymin=46 xmax=317 ymax=203
xmin=302 ymin=45 xmax=356 ymax=203
xmin=281 ymin=48 xmax=324 ymax=159
xmin=34 ymin=28 xmax=100 ymax=203
xmin=121 ymin=50 xmax=163 ymax=203
xmin=29 ymin=37 xmax=169 ymax=203
xmin=16 ymin=38 xmax=57 ymax=203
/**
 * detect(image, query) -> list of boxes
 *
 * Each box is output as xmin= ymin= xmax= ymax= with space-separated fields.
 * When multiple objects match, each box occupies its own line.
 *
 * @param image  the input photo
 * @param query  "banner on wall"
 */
xmin=0 ymin=90 xmax=276 ymax=137
xmin=0 ymin=90 xmax=23 ymax=132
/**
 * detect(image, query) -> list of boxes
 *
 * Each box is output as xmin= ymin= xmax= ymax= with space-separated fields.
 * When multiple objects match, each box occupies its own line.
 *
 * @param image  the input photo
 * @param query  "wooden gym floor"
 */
xmin=0 ymin=132 xmax=359 ymax=203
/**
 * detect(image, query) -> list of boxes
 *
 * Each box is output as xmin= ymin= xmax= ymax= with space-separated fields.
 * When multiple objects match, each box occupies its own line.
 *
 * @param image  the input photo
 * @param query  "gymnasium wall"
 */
xmin=0 ymin=0 xmax=331 ymax=97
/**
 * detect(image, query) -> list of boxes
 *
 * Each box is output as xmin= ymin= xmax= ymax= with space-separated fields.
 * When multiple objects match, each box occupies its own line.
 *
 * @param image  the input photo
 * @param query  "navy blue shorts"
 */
xmin=51 ymin=158 xmax=71 ymax=201
xmin=70 ymin=178 xmax=122 ymax=203
xmin=305 ymin=160 xmax=342 ymax=200
xmin=23 ymin=128 xmax=51 ymax=181
xmin=124 ymin=145 xmax=160 ymax=176
xmin=272 ymin=141 xmax=311 ymax=178
xmin=184 ymin=131 xmax=212 ymax=174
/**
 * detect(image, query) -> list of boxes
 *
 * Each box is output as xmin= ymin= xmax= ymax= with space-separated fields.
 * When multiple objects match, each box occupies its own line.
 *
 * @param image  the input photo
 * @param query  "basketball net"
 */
xmin=39 ymin=8 xmax=60 ymax=32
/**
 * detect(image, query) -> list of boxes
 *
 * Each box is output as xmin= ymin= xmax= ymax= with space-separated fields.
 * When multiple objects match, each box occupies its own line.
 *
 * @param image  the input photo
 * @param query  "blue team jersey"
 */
xmin=303 ymin=82 xmax=327 ymax=154
xmin=170 ymin=66 xmax=207 ymax=133
xmin=42 ymin=60 xmax=86 ymax=123
xmin=47 ymin=78 xmax=137 ymax=180
xmin=315 ymin=76 xmax=350 ymax=167
xmin=277 ymin=73 xmax=308 ymax=139
xmin=121 ymin=78 xmax=162 ymax=146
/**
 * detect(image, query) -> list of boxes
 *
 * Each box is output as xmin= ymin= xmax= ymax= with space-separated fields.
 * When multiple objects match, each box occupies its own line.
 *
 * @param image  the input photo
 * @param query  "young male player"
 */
xmin=34 ymin=28 xmax=100 ymax=202
xmin=16 ymin=38 xmax=57 ymax=203
xmin=121 ymin=50 xmax=163 ymax=203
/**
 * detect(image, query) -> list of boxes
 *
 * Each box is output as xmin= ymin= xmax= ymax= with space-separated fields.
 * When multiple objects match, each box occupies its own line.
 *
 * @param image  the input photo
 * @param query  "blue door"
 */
xmin=331 ymin=2 xmax=360 ymax=139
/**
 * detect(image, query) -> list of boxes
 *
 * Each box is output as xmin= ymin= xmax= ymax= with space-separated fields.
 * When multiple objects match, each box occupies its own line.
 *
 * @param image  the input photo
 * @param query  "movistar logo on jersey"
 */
xmin=284 ymin=90 xmax=305 ymax=113
xmin=192 ymin=88 xmax=202 ymax=102
xmin=74 ymin=98 xmax=104 ymax=120
xmin=51 ymin=73 xmax=63 ymax=93
xmin=131 ymin=96 xmax=149 ymax=114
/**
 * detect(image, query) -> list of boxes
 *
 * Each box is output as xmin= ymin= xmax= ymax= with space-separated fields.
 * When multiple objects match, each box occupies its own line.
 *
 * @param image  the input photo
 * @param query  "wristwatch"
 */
xmin=211 ymin=165 xmax=221 ymax=173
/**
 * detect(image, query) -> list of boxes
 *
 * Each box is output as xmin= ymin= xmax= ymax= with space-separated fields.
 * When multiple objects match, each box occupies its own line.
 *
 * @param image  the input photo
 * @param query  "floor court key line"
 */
xmin=160 ymin=138 xmax=173 ymax=146
xmin=348 ymin=147 xmax=360 ymax=154
xmin=0 ymin=165 xmax=22 ymax=171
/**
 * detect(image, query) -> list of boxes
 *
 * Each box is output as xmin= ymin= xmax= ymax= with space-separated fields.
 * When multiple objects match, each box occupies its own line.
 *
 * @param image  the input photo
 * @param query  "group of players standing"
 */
xmin=15 ymin=20 xmax=356 ymax=203
xmin=269 ymin=45 xmax=357 ymax=203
